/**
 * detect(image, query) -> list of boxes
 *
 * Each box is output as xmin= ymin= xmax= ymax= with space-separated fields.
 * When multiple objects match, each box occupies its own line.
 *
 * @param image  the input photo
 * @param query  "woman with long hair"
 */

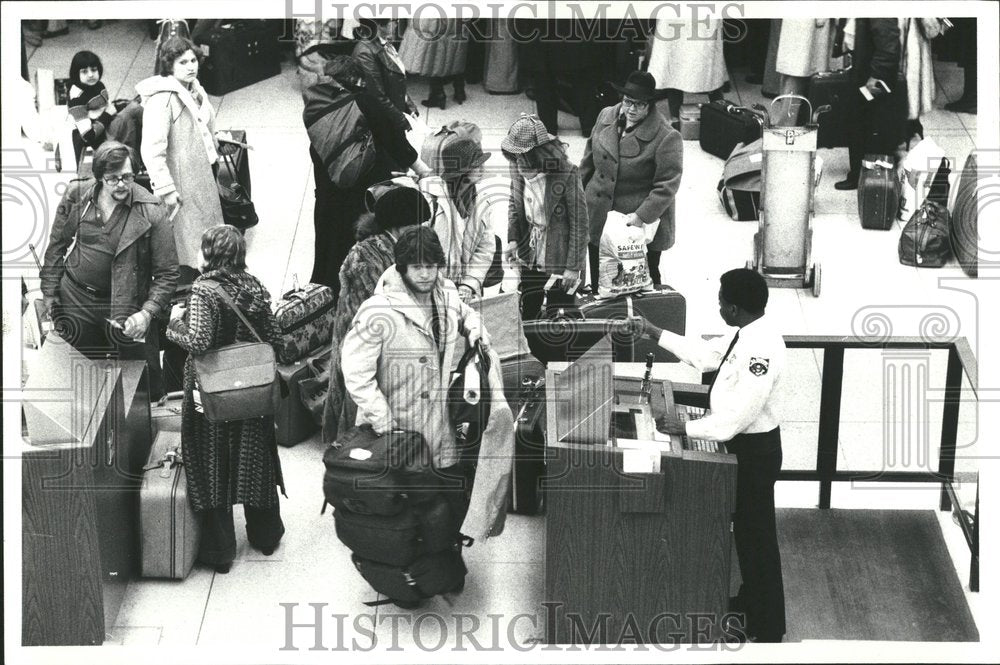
xmin=501 ymin=114 xmax=588 ymax=321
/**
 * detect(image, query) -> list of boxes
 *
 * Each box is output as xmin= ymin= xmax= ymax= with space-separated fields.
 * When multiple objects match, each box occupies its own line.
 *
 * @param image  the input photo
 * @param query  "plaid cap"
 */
xmin=500 ymin=113 xmax=557 ymax=154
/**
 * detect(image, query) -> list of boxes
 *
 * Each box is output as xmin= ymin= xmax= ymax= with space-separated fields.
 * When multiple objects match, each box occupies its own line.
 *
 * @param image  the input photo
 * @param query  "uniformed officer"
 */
xmin=635 ymin=268 xmax=786 ymax=643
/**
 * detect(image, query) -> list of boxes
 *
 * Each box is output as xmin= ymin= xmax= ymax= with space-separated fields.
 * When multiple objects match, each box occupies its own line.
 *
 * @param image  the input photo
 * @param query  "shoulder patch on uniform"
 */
xmin=749 ymin=357 xmax=769 ymax=376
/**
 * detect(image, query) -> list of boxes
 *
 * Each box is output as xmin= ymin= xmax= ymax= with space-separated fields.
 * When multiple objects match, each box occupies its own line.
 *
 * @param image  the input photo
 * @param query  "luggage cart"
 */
xmin=747 ymin=95 xmax=824 ymax=297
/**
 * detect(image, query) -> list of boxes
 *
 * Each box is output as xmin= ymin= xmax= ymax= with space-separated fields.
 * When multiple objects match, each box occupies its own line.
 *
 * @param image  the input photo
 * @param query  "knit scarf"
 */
xmin=68 ymin=81 xmax=110 ymax=123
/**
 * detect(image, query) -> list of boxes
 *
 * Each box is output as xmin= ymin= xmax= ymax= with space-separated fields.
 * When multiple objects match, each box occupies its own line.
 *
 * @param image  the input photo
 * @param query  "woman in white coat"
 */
xmin=646 ymin=16 xmax=728 ymax=124
xmin=419 ymin=136 xmax=495 ymax=301
xmin=138 ymin=36 xmax=233 ymax=282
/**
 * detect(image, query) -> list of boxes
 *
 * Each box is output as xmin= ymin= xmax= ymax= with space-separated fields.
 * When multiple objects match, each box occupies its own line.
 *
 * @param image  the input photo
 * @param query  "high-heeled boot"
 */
xmin=453 ymin=77 xmax=466 ymax=104
xmin=422 ymin=78 xmax=447 ymax=110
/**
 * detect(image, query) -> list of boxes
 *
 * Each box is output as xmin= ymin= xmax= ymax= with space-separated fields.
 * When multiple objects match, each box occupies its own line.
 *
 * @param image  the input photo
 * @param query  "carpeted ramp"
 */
xmin=777 ymin=508 xmax=978 ymax=642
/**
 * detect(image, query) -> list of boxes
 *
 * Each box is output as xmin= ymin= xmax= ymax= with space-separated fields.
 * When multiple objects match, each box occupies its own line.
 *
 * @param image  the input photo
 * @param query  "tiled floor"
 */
xmin=15 ymin=19 xmax=985 ymax=654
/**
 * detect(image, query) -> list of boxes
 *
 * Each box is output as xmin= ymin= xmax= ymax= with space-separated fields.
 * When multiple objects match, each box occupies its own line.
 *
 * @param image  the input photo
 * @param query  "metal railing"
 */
xmin=672 ymin=335 xmax=980 ymax=591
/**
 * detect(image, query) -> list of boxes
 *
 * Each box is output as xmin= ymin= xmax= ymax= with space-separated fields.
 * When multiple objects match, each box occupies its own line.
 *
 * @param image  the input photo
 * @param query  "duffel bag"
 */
xmin=717 ymin=139 xmax=762 ymax=221
xmin=273 ymin=281 xmax=337 ymax=364
xmin=352 ymin=548 xmax=467 ymax=604
xmin=899 ymin=157 xmax=953 ymax=267
xmin=335 ymin=506 xmax=421 ymax=567
xmin=322 ymin=427 xmax=433 ymax=516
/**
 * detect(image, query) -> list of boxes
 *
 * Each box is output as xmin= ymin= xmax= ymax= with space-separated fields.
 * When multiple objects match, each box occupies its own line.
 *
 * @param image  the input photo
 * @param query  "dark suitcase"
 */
xmin=196 ymin=20 xmax=282 ymax=95
xmin=499 ymin=354 xmax=547 ymax=515
xmin=699 ymin=100 xmax=766 ymax=160
xmin=139 ymin=430 xmax=200 ymax=579
xmin=335 ymin=507 xmax=421 ymax=567
xmin=275 ymin=348 xmax=324 ymax=447
xmin=525 ymin=285 xmax=687 ymax=364
xmin=414 ymin=493 xmax=461 ymax=553
xmin=351 ymin=549 xmax=467 ymax=603
xmin=858 ymin=154 xmax=899 ymax=230
xmin=951 ymin=153 xmax=979 ymax=277
xmin=322 ymin=428 xmax=433 ymax=516
xmin=807 ymin=67 xmax=855 ymax=149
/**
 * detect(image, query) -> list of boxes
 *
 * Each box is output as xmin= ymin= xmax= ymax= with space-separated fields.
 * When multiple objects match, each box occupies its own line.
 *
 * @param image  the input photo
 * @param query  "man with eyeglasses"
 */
xmin=40 ymin=140 xmax=179 ymax=369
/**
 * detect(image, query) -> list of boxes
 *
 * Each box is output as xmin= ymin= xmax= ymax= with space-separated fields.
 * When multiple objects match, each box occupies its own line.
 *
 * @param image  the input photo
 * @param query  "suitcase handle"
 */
xmin=769 ymin=95 xmax=814 ymax=127
xmin=156 ymin=391 xmax=185 ymax=406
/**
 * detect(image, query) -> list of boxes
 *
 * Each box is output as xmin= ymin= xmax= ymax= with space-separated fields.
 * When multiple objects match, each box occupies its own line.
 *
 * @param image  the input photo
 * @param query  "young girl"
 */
xmin=67 ymin=50 xmax=116 ymax=166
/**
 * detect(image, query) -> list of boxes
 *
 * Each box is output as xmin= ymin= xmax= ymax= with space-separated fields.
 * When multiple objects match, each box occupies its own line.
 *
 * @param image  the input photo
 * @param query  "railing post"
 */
xmin=970 ymin=483 xmax=979 ymax=592
xmin=938 ymin=346 xmax=962 ymax=512
xmin=816 ymin=347 xmax=844 ymax=509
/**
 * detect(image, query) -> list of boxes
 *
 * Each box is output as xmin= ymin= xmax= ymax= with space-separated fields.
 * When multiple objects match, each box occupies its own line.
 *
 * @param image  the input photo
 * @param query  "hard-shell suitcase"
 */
xmin=139 ymin=430 xmax=200 ymax=579
xmin=807 ymin=67 xmax=854 ymax=148
xmin=699 ymin=100 xmax=767 ymax=160
xmin=196 ymin=20 xmax=282 ymax=96
xmin=275 ymin=345 xmax=327 ymax=446
xmin=151 ymin=391 xmax=184 ymax=433
xmin=525 ymin=286 xmax=687 ymax=364
xmin=858 ymin=154 xmax=900 ymax=230
xmin=273 ymin=282 xmax=336 ymax=365
xmin=679 ymin=103 xmax=702 ymax=141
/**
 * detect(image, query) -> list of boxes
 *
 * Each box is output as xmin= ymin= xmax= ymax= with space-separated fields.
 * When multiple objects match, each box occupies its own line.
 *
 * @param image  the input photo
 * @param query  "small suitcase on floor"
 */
xmin=807 ymin=67 xmax=854 ymax=148
xmin=276 ymin=350 xmax=322 ymax=447
xmin=499 ymin=354 xmax=547 ymax=515
xmin=139 ymin=430 xmax=200 ymax=579
xmin=196 ymin=20 xmax=282 ymax=96
xmin=151 ymin=391 xmax=184 ymax=433
xmin=679 ymin=103 xmax=702 ymax=141
xmin=699 ymin=100 xmax=767 ymax=160
xmin=273 ymin=282 xmax=337 ymax=365
xmin=858 ymin=154 xmax=900 ymax=230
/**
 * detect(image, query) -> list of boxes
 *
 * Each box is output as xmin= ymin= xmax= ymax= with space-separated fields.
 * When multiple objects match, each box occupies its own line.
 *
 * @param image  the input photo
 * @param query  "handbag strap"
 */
xmin=202 ymin=279 xmax=265 ymax=343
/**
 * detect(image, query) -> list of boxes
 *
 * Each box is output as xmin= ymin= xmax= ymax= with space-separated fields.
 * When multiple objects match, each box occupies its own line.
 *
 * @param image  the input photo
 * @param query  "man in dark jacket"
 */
xmin=40 ymin=140 xmax=179 ymax=365
xmin=516 ymin=19 xmax=615 ymax=138
xmin=353 ymin=18 xmax=417 ymax=133
xmin=835 ymin=18 xmax=905 ymax=190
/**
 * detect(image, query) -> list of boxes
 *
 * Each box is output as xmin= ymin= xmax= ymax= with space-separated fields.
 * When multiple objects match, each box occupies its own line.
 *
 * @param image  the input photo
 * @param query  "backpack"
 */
xmin=302 ymin=81 xmax=376 ymax=189
xmin=899 ymin=158 xmax=952 ymax=268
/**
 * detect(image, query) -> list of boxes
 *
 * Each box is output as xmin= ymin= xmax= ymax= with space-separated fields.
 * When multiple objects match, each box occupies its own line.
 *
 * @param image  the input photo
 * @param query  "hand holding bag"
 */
xmin=193 ymin=282 xmax=279 ymax=422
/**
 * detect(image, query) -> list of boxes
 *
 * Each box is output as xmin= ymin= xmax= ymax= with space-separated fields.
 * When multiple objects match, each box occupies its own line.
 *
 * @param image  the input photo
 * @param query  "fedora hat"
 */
xmin=610 ymin=71 xmax=663 ymax=103
xmin=500 ymin=113 xmax=557 ymax=155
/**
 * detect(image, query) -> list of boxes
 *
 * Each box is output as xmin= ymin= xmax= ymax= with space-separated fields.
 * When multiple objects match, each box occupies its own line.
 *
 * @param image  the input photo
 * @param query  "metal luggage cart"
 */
xmin=747 ymin=95 xmax=824 ymax=297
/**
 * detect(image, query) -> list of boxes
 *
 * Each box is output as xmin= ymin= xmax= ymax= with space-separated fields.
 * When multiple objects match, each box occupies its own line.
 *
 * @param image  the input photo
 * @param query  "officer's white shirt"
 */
xmin=657 ymin=315 xmax=785 ymax=442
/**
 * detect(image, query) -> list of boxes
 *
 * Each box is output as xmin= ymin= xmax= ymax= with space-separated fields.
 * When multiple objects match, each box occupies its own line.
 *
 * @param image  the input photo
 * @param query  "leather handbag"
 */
xmin=193 ymin=282 xmax=278 ymax=422
xmin=218 ymin=151 xmax=258 ymax=230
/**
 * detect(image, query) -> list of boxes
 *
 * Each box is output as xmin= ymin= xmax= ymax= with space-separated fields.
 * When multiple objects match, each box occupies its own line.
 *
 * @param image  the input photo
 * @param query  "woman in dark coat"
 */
xmin=580 ymin=71 xmax=683 ymax=289
xmin=167 ymin=225 xmax=286 ymax=573
xmin=308 ymin=55 xmax=430 ymax=295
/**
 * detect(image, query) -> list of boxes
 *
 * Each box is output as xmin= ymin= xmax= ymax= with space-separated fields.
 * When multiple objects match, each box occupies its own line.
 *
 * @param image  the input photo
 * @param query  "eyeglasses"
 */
xmin=102 ymin=173 xmax=135 ymax=186
xmin=621 ymin=98 xmax=649 ymax=110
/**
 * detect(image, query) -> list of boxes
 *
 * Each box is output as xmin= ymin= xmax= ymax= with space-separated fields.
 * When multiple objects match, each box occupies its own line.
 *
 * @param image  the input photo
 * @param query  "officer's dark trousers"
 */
xmin=726 ymin=428 xmax=786 ymax=642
